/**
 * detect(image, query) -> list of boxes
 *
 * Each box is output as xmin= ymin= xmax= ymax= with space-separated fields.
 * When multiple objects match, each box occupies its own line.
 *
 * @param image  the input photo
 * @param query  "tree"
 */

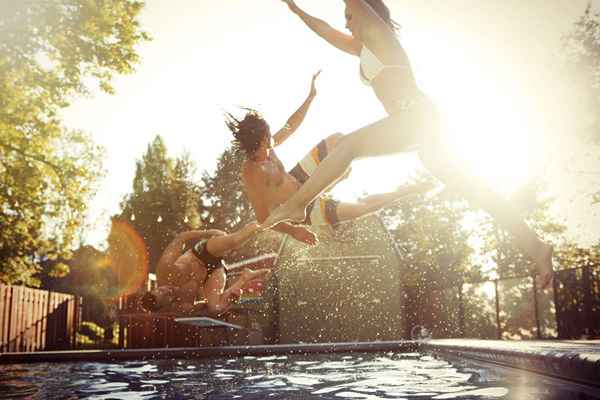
xmin=115 ymin=136 xmax=202 ymax=273
xmin=561 ymin=5 xmax=600 ymax=204
xmin=476 ymin=182 xmax=568 ymax=339
xmin=380 ymin=176 xmax=481 ymax=338
xmin=562 ymin=4 xmax=600 ymax=144
xmin=0 ymin=0 xmax=149 ymax=286
xmin=200 ymin=146 xmax=254 ymax=231
xmin=42 ymin=245 xmax=118 ymax=332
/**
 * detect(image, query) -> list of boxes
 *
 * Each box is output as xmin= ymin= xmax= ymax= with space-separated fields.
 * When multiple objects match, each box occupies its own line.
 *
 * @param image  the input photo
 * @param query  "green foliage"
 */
xmin=200 ymin=146 xmax=254 ymax=231
xmin=562 ymin=4 xmax=600 ymax=142
xmin=555 ymin=242 xmax=600 ymax=270
xmin=380 ymin=176 xmax=480 ymax=338
xmin=43 ymin=245 xmax=118 ymax=328
xmin=476 ymin=182 xmax=569 ymax=339
xmin=116 ymin=136 xmax=202 ymax=271
xmin=0 ymin=0 xmax=148 ymax=286
xmin=78 ymin=321 xmax=104 ymax=343
xmin=381 ymin=178 xmax=476 ymax=288
xmin=480 ymin=182 xmax=566 ymax=278
xmin=562 ymin=5 xmax=600 ymax=204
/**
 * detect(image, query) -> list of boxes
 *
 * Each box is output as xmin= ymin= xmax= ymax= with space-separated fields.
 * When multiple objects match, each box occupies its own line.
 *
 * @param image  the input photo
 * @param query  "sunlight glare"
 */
xmin=440 ymin=73 xmax=535 ymax=196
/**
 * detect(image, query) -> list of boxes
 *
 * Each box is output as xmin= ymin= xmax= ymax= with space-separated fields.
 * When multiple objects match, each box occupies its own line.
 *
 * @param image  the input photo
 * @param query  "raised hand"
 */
xmin=309 ymin=70 xmax=321 ymax=98
xmin=281 ymin=0 xmax=300 ymax=13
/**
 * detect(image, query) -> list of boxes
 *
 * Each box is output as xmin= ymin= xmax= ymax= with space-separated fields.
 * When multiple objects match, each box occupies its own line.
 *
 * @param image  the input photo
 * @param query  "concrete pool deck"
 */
xmin=1 ymin=339 xmax=599 ymax=388
xmin=421 ymin=339 xmax=600 ymax=389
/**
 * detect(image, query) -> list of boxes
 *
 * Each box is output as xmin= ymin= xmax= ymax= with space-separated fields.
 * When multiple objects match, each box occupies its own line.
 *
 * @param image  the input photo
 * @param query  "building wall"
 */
xmin=269 ymin=215 xmax=404 ymax=343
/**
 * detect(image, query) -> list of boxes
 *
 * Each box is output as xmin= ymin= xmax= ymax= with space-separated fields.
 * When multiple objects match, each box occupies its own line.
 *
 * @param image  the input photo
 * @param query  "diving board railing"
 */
xmin=225 ymin=252 xmax=278 ymax=271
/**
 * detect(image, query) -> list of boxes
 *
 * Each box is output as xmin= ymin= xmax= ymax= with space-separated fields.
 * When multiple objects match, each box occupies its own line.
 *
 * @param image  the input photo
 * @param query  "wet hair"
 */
xmin=225 ymin=108 xmax=270 ymax=156
xmin=364 ymin=0 xmax=401 ymax=34
xmin=140 ymin=291 xmax=160 ymax=312
xmin=141 ymin=288 xmax=176 ymax=312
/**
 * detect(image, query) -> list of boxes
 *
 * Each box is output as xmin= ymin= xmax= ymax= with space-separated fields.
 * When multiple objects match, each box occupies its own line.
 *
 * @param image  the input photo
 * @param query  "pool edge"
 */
xmin=0 ymin=340 xmax=418 ymax=364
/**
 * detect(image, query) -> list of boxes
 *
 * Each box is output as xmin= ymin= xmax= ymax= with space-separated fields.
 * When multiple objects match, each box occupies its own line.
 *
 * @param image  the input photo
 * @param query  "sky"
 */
xmin=61 ymin=0 xmax=600 ymax=248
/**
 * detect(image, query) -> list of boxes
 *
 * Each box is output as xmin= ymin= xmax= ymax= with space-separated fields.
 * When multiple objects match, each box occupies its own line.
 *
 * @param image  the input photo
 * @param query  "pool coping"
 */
xmin=2 ymin=339 xmax=599 ymax=390
xmin=0 ymin=340 xmax=417 ymax=364
xmin=421 ymin=339 xmax=600 ymax=389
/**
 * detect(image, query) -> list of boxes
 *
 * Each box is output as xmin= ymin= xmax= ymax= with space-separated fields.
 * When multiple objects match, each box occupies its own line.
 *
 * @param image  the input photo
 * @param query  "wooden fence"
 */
xmin=0 ymin=284 xmax=81 ymax=353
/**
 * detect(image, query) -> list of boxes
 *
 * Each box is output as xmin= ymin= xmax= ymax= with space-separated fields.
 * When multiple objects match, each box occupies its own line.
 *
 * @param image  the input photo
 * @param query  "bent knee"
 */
xmin=324 ymin=132 xmax=345 ymax=148
xmin=337 ymin=133 xmax=365 ymax=159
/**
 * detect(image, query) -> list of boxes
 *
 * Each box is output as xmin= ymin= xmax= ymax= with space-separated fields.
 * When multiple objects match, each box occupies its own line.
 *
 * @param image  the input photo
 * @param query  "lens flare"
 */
xmin=108 ymin=219 xmax=149 ymax=297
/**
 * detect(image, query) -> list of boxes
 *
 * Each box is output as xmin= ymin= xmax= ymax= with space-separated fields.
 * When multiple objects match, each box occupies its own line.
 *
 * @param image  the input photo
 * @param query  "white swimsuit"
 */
xmin=359 ymin=46 xmax=410 ymax=86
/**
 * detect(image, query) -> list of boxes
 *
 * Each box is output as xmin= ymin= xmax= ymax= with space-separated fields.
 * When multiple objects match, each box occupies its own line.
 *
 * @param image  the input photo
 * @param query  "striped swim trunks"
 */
xmin=288 ymin=138 xmax=340 ymax=226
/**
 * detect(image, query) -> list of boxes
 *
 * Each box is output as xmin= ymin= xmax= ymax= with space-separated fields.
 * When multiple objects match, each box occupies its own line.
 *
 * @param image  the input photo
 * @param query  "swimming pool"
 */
xmin=1 ymin=349 xmax=598 ymax=399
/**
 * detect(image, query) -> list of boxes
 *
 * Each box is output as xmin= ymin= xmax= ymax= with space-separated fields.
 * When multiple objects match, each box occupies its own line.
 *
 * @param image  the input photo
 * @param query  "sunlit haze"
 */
xmin=60 ymin=0 xmax=600 ymax=247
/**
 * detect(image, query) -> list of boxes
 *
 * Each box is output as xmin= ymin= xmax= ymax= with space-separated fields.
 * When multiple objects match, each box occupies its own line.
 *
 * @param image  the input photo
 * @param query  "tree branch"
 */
xmin=0 ymin=139 xmax=66 ymax=189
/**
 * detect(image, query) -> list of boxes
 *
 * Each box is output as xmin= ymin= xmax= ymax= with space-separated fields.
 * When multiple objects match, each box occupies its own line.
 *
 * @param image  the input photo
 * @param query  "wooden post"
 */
xmin=458 ymin=283 xmax=465 ymax=338
xmin=494 ymin=280 xmax=502 ymax=340
xmin=532 ymin=276 xmax=542 ymax=339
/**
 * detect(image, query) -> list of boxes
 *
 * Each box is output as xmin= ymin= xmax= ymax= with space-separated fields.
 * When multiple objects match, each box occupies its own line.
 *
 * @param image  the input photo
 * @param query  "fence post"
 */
xmin=582 ymin=265 xmax=592 ymax=337
xmin=494 ymin=280 xmax=501 ymax=340
xmin=118 ymin=315 xmax=126 ymax=349
xmin=458 ymin=282 xmax=465 ymax=338
xmin=5 ymin=286 xmax=14 ymax=352
xmin=532 ymin=276 xmax=542 ymax=339
xmin=273 ymin=271 xmax=281 ymax=345
xmin=553 ymin=272 xmax=563 ymax=339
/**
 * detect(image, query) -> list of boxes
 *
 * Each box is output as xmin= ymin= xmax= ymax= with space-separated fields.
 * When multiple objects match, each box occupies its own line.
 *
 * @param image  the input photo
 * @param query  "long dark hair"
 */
xmin=365 ymin=0 xmax=401 ymax=34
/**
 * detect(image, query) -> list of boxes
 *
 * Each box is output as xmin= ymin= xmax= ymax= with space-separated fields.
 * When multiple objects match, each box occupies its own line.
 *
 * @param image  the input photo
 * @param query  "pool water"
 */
xmin=0 ymin=352 xmax=597 ymax=399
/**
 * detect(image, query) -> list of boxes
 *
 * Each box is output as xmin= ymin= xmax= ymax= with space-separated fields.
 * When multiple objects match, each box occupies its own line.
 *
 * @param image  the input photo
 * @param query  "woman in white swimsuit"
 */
xmin=263 ymin=0 xmax=554 ymax=288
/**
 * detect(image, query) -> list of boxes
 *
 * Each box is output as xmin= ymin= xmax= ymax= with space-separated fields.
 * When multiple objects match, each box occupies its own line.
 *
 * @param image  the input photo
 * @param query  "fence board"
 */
xmin=0 ymin=284 xmax=79 ymax=353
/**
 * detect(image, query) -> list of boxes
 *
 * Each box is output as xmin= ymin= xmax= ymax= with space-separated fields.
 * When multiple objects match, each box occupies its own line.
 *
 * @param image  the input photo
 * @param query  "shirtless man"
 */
xmin=227 ymin=72 xmax=433 ymax=245
xmin=140 ymin=222 xmax=269 ymax=316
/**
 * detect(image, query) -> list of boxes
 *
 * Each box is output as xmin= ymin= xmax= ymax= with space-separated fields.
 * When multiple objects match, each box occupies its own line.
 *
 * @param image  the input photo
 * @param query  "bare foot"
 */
xmin=260 ymin=201 xmax=306 ymax=230
xmin=535 ymin=243 xmax=554 ymax=290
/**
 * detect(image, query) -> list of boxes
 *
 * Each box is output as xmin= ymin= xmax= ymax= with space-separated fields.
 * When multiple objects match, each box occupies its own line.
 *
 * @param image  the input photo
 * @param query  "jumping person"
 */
xmin=228 ymin=71 xmax=432 ymax=245
xmin=262 ymin=0 xmax=554 ymax=288
xmin=140 ymin=222 xmax=269 ymax=316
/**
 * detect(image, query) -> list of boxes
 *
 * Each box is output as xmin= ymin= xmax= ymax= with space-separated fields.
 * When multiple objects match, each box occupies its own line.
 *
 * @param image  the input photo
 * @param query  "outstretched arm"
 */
xmin=242 ymin=162 xmax=318 ymax=245
xmin=282 ymin=0 xmax=361 ymax=55
xmin=272 ymin=71 xmax=320 ymax=147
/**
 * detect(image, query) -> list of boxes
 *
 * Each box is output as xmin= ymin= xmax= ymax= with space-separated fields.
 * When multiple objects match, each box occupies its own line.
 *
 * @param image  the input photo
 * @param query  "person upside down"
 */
xmin=227 ymin=71 xmax=433 ymax=245
xmin=140 ymin=222 xmax=269 ymax=316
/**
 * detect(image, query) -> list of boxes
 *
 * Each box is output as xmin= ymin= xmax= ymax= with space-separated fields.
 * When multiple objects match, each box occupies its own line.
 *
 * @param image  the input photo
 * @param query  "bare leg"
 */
xmin=206 ymin=222 xmax=260 ymax=257
xmin=419 ymin=145 xmax=554 ymax=289
xmin=294 ymin=133 xmax=351 ymax=193
xmin=322 ymin=133 xmax=352 ymax=192
xmin=205 ymin=267 xmax=270 ymax=316
xmin=261 ymin=107 xmax=430 ymax=228
xmin=336 ymin=181 xmax=434 ymax=222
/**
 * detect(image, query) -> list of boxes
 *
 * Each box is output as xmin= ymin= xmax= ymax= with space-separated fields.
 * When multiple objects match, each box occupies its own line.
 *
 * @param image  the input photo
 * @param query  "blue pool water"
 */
xmin=0 ymin=351 xmax=597 ymax=399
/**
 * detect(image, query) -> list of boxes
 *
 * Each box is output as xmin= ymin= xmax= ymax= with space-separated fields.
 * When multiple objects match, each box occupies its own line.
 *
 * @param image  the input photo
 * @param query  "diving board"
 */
xmin=174 ymin=317 xmax=245 ymax=330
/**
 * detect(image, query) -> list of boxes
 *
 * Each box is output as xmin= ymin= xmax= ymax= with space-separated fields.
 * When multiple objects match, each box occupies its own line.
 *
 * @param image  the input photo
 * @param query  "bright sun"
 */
xmin=432 ymin=68 xmax=540 ymax=197
xmin=444 ymin=99 xmax=534 ymax=194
